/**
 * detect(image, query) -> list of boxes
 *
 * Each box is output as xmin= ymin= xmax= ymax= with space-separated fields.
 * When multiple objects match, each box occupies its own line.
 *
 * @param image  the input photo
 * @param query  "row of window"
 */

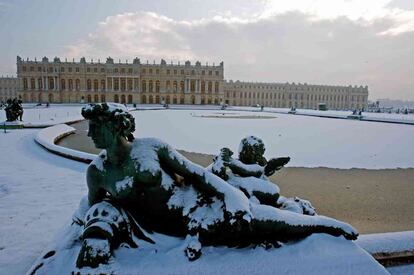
xmin=20 ymin=66 xmax=221 ymax=76
xmin=229 ymin=99 xmax=364 ymax=109
xmin=22 ymin=77 xmax=221 ymax=93
xmin=141 ymin=80 xmax=220 ymax=93
xmin=230 ymin=85 xmax=366 ymax=93
xmin=226 ymin=91 xmax=366 ymax=101
xmin=227 ymin=91 xmax=366 ymax=102
xmin=141 ymin=68 xmax=219 ymax=76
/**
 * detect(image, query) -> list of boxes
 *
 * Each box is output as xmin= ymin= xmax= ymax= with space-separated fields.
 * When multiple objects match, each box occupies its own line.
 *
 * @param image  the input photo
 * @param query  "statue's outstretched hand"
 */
xmin=264 ymin=157 xmax=290 ymax=176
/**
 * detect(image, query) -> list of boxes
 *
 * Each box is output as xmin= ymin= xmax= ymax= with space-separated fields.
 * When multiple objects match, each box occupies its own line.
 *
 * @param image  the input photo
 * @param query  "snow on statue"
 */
xmin=30 ymin=103 xmax=359 ymax=272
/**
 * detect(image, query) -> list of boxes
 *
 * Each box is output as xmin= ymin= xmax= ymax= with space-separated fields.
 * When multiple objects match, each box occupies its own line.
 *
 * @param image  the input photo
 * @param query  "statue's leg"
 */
xmin=76 ymin=200 xmax=136 ymax=268
xmin=249 ymin=204 xmax=358 ymax=243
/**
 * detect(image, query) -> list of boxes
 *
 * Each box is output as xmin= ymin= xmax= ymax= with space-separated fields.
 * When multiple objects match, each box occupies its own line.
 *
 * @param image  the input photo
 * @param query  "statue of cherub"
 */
xmin=210 ymin=136 xmax=316 ymax=215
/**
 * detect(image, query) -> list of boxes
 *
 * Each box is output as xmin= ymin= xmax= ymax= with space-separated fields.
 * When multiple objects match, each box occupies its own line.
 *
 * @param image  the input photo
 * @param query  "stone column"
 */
xmin=45 ymin=77 xmax=48 ymax=91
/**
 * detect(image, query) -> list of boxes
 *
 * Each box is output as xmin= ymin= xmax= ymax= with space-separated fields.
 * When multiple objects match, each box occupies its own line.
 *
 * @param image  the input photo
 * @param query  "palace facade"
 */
xmin=16 ymin=56 xmax=368 ymax=109
xmin=0 ymin=76 xmax=19 ymax=103
xmin=17 ymin=56 xmax=225 ymax=105
xmin=224 ymin=81 xmax=368 ymax=110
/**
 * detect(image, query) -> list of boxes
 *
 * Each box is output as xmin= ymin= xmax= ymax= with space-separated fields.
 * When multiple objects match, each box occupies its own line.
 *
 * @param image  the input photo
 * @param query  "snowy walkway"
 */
xmin=0 ymin=105 xmax=83 ymax=128
xmin=0 ymin=129 xmax=87 ymax=274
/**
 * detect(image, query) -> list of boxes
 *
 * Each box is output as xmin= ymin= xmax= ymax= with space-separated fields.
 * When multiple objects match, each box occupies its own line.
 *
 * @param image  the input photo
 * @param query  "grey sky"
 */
xmin=1 ymin=0 xmax=413 ymax=100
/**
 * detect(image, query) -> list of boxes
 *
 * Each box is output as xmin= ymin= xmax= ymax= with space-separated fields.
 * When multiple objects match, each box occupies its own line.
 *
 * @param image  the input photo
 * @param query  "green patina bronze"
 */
xmin=4 ymin=98 xmax=23 ymax=122
xmin=76 ymin=103 xmax=358 ymax=268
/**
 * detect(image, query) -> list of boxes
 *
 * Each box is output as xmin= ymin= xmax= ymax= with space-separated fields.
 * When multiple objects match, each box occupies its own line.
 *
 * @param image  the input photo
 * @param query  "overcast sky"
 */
xmin=1 ymin=0 xmax=413 ymax=100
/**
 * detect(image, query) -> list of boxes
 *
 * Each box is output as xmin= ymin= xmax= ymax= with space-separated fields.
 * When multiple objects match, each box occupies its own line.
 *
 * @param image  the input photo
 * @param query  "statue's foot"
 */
xmin=76 ymin=238 xmax=111 ymax=268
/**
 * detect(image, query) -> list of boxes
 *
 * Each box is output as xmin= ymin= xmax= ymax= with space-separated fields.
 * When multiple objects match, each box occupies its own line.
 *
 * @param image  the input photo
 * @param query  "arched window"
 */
xmin=180 ymin=81 xmax=184 ymax=92
xmin=141 ymin=95 xmax=147 ymax=104
xmin=93 ymin=79 xmax=99 ymax=91
xmin=127 ymin=79 xmax=133 ymax=91
xmin=114 ymin=79 xmax=119 ymax=91
xmin=149 ymin=80 xmax=153 ymax=92
xmin=166 ymin=95 xmax=170 ymax=104
xmin=87 ymin=94 xmax=91 ymax=103
xmin=114 ymin=94 xmax=119 ymax=103
xmin=142 ymin=80 xmax=147 ymax=92
xmin=101 ymin=80 xmax=105 ymax=91
xmin=30 ymin=78 xmax=35 ymax=89
xmin=166 ymin=81 xmax=171 ymax=91
xmin=121 ymin=94 xmax=126 ymax=104
xmin=38 ymin=78 xmax=43 ymax=89
xmin=48 ymin=77 xmax=54 ymax=90
xmin=94 ymin=94 xmax=99 ymax=102
xmin=155 ymin=80 xmax=160 ymax=93
xmin=208 ymin=81 xmax=212 ymax=93
xmin=201 ymin=81 xmax=205 ymax=93
xmin=173 ymin=81 xmax=177 ymax=92
xmin=121 ymin=78 xmax=126 ymax=91
xmin=155 ymin=95 xmax=160 ymax=104
xmin=101 ymin=94 xmax=106 ymax=102
xmin=61 ymin=79 xmax=66 ymax=90
xmin=87 ymin=79 xmax=92 ymax=91
xmin=128 ymin=95 xmax=133 ymax=104
xmin=215 ymin=82 xmax=219 ymax=93
xmin=68 ymin=79 xmax=73 ymax=90
xmin=23 ymin=78 xmax=28 ymax=90
xmin=190 ymin=80 xmax=195 ymax=92
xmin=149 ymin=95 xmax=153 ymax=104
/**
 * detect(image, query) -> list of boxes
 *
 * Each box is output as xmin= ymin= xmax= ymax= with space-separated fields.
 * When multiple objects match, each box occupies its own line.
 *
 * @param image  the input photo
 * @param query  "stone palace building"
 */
xmin=16 ymin=56 xmax=368 ymax=109
xmin=0 ymin=76 xmax=19 ymax=103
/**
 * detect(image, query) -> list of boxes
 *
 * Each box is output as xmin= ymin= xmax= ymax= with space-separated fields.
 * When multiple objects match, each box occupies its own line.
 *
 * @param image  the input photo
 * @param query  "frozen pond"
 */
xmin=129 ymin=109 xmax=414 ymax=169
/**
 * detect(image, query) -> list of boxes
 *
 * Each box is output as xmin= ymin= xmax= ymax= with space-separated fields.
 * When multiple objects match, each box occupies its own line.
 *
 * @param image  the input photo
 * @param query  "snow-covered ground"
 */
xmin=0 ymin=104 xmax=83 ymax=127
xmin=0 ymin=129 xmax=87 ymax=274
xmin=132 ymin=109 xmax=414 ymax=169
xmin=2 ymin=127 xmax=386 ymax=275
xmin=229 ymin=106 xmax=414 ymax=123
xmin=1 ymin=104 xmax=414 ymax=274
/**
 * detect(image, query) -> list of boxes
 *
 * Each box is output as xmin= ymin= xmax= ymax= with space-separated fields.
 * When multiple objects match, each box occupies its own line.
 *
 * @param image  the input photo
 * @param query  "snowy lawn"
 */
xmin=0 ymin=104 xmax=83 ymax=127
xmin=1 ymin=105 xmax=414 ymax=274
xmin=131 ymin=109 xmax=414 ymax=169
xmin=0 ymin=129 xmax=87 ymax=274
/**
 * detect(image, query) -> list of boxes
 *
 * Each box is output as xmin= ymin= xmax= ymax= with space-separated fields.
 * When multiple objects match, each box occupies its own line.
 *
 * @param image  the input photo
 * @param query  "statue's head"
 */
xmin=238 ymin=136 xmax=266 ymax=165
xmin=81 ymin=103 xmax=135 ymax=149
